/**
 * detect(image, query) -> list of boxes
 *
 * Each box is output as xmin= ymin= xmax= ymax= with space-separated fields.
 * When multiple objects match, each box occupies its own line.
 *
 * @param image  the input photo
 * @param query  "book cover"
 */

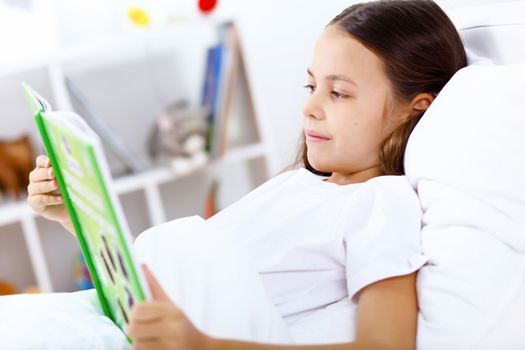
xmin=22 ymin=83 xmax=151 ymax=341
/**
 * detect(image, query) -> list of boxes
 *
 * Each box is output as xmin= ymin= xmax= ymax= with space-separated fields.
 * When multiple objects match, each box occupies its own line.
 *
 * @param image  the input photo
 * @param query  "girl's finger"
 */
xmin=28 ymin=179 xmax=58 ymax=195
xmin=36 ymin=155 xmax=50 ymax=168
xmin=142 ymin=265 xmax=171 ymax=302
xmin=29 ymin=167 xmax=55 ymax=183
xmin=130 ymin=302 xmax=169 ymax=322
xmin=133 ymin=338 xmax=161 ymax=350
xmin=28 ymin=194 xmax=63 ymax=209
xmin=128 ymin=320 xmax=164 ymax=340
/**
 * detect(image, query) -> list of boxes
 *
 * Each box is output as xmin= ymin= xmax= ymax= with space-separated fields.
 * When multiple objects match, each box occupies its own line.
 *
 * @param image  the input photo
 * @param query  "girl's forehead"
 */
xmin=310 ymin=26 xmax=384 ymax=85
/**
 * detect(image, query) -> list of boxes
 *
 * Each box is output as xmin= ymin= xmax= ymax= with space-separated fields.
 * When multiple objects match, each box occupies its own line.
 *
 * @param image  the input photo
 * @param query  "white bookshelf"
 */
xmin=0 ymin=10 xmax=274 ymax=294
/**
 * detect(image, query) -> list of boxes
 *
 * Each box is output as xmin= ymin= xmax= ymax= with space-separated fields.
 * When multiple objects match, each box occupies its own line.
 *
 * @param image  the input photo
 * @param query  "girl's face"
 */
xmin=303 ymin=25 xmax=409 ymax=184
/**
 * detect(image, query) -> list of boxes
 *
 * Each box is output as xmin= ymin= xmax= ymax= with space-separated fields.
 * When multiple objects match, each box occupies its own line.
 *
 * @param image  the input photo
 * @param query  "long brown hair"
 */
xmin=293 ymin=0 xmax=467 ymax=176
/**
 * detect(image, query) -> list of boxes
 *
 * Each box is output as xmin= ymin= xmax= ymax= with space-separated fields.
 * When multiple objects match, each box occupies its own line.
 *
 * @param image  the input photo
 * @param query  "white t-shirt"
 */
xmin=207 ymin=168 xmax=427 ymax=343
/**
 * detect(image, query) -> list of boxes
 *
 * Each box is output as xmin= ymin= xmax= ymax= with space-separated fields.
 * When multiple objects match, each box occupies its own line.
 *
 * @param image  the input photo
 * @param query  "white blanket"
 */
xmin=0 ymin=289 xmax=129 ymax=350
xmin=0 ymin=216 xmax=292 ymax=349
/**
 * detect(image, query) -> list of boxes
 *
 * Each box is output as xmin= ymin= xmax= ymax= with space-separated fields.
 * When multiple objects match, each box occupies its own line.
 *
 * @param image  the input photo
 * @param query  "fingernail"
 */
xmin=48 ymin=169 xmax=54 ymax=178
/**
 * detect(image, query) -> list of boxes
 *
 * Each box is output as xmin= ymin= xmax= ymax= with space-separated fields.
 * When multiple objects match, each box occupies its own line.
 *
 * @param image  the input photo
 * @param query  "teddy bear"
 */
xmin=0 ymin=135 xmax=35 ymax=201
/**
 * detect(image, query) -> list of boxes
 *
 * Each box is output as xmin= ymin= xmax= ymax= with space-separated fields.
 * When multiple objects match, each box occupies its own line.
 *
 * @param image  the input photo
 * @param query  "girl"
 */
xmin=27 ymin=0 xmax=467 ymax=349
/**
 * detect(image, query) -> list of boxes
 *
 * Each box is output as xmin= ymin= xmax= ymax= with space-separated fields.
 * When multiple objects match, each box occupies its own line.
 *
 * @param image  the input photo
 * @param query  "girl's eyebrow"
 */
xmin=307 ymin=68 xmax=358 ymax=87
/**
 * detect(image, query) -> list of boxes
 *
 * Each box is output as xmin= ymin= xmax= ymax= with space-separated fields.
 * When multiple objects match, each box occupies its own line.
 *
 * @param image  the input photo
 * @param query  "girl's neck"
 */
xmin=325 ymin=165 xmax=384 ymax=185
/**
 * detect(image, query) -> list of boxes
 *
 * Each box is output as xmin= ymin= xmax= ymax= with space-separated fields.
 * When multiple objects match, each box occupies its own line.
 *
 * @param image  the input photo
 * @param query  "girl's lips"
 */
xmin=305 ymin=130 xmax=330 ymax=143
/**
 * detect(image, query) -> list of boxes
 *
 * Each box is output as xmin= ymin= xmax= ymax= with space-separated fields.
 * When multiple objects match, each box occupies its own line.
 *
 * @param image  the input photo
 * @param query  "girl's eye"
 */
xmin=303 ymin=84 xmax=315 ymax=94
xmin=331 ymin=91 xmax=348 ymax=99
xmin=303 ymin=84 xmax=348 ymax=100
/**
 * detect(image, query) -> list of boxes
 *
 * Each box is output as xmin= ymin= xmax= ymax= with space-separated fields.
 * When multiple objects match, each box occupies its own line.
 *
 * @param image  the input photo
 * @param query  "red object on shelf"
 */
xmin=198 ymin=0 xmax=218 ymax=14
xmin=204 ymin=180 xmax=219 ymax=219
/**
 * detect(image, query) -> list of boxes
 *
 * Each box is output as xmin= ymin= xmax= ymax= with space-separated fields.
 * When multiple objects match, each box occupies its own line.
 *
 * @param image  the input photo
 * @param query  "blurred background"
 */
xmin=0 ymin=0 xmax=514 ymax=295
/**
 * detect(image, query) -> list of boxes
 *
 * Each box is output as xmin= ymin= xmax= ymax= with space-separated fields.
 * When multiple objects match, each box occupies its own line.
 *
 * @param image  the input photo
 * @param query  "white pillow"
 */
xmin=406 ymin=62 xmax=525 ymax=252
xmin=404 ymin=62 xmax=525 ymax=349
xmin=464 ymin=47 xmax=494 ymax=66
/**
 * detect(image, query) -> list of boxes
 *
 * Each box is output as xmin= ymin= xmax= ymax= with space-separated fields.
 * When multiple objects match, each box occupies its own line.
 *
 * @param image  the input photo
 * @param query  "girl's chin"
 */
xmin=306 ymin=158 xmax=330 ymax=173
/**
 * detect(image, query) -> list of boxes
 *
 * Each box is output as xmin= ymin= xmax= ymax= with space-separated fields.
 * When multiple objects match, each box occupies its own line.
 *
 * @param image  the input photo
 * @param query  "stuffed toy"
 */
xmin=0 ymin=135 xmax=35 ymax=200
xmin=148 ymin=100 xmax=209 ymax=174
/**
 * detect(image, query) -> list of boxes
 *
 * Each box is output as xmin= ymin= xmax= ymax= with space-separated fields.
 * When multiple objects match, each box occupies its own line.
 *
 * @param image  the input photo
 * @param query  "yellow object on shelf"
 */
xmin=127 ymin=6 xmax=151 ymax=28
xmin=23 ymin=286 xmax=42 ymax=294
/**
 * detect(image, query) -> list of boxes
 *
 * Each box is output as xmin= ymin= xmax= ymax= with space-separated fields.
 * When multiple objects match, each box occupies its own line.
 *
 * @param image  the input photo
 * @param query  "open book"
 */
xmin=22 ymin=83 xmax=151 ymax=340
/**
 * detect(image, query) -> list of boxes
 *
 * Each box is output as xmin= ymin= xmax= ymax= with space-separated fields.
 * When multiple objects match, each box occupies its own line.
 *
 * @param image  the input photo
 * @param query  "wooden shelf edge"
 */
xmin=0 ymin=200 xmax=35 ymax=227
xmin=113 ymin=142 xmax=267 ymax=194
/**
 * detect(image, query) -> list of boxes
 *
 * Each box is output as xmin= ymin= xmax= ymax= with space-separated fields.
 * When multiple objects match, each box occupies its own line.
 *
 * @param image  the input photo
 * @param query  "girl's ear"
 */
xmin=409 ymin=92 xmax=435 ymax=117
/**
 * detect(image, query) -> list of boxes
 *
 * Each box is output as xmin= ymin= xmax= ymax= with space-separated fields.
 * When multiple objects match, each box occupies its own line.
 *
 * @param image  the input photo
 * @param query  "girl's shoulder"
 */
xmin=352 ymin=175 xmax=422 ymax=222
xmin=335 ymin=175 xmax=423 ymax=255
xmin=330 ymin=175 xmax=421 ymax=234
xmin=364 ymin=174 xmax=418 ymax=200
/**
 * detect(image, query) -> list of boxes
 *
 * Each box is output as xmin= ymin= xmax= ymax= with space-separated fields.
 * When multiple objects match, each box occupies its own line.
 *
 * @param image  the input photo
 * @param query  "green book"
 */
xmin=22 ymin=83 xmax=151 ymax=341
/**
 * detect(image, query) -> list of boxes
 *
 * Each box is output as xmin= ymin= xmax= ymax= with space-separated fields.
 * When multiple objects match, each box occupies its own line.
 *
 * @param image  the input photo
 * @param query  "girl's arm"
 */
xmin=129 ymin=267 xmax=418 ymax=350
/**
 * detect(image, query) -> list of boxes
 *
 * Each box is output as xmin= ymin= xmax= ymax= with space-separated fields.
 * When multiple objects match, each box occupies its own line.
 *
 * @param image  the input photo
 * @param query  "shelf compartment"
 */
xmin=0 ymin=222 xmax=38 ymax=294
xmin=36 ymin=217 xmax=79 ymax=292
xmin=119 ymin=190 xmax=151 ymax=237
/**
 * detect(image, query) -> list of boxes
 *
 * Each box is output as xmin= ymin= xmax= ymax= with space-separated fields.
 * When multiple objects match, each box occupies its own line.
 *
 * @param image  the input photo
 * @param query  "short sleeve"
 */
xmin=342 ymin=175 xmax=428 ymax=301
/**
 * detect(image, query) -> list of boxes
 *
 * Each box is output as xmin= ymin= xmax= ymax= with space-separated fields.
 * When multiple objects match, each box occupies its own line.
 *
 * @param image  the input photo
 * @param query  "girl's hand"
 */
xmin=27 ymin=155 xmax=73 ymax=233
xmin=128 ymin=265 xmax=210 ymax=350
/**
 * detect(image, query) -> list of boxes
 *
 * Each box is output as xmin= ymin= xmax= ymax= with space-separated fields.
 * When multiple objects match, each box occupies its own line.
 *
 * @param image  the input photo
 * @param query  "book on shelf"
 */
xmin=201 ymin=43 xmax=223 ymax=154
xmin=22 ymin=83 xmax=151 ymax=341
xmin=201 ymin=22 xmax=255 ymax=159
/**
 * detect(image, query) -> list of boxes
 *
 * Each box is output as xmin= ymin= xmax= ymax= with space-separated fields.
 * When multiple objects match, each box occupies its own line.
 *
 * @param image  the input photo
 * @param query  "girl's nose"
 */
xmin=302 ymin=96 xmax=324 ymax=120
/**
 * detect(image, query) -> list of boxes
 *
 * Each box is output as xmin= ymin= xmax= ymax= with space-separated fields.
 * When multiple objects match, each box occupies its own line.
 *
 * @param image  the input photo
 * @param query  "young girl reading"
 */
xmin=26 ymin=0 xmax=467 ymax=349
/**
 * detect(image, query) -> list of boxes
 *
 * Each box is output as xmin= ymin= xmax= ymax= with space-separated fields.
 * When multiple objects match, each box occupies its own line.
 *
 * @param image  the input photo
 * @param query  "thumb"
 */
xmin=142 ymin=264 xmax=171 ymax=302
